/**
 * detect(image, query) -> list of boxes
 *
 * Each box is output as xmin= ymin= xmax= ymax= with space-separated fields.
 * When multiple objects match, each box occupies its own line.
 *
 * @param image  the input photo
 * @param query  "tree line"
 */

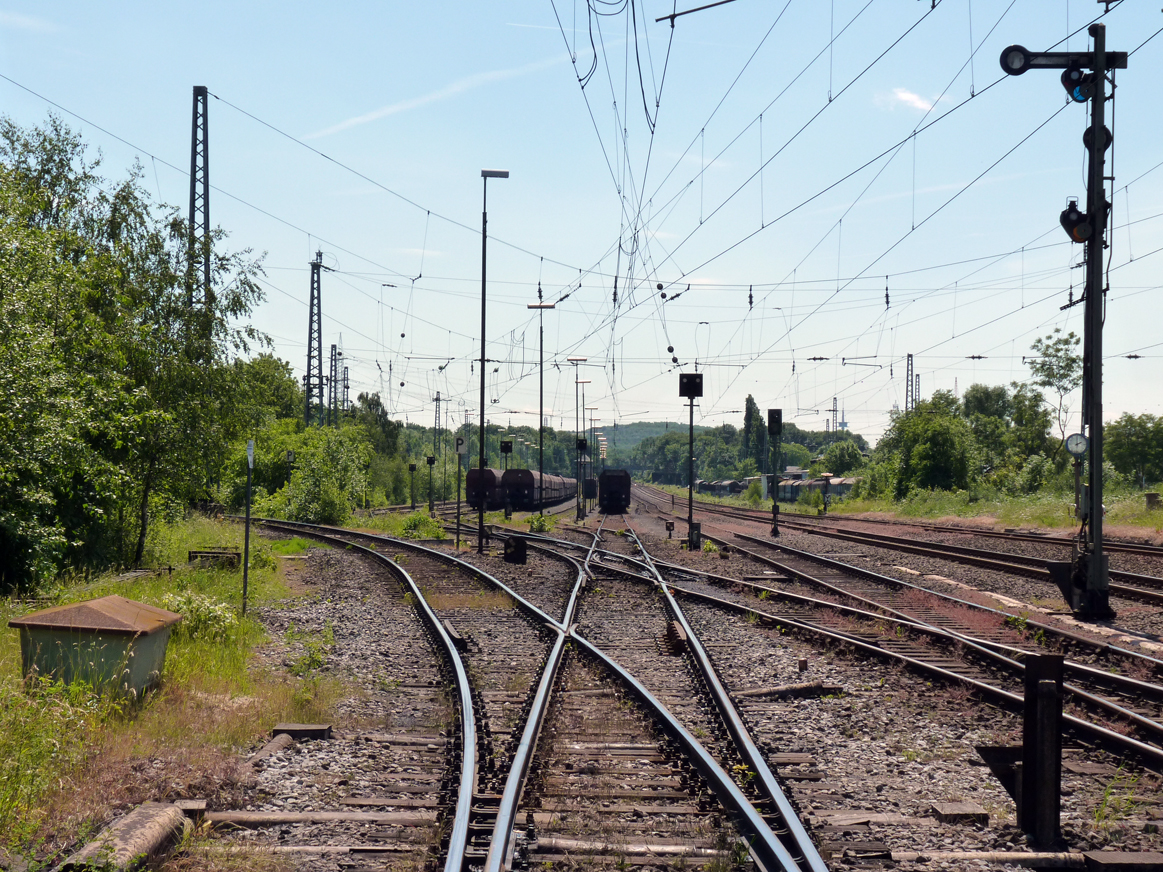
xmin=619 ymin=394 xmax=870 ymax=485
xmin=0 ymin=117 xmax=413 ymax=591
xmin=5 ymin=116 xmax=1159 ymax=591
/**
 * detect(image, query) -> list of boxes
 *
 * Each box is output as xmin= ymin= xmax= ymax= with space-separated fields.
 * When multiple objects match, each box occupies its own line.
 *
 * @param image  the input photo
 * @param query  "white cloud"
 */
xmin=0 ymin=11 xmax=55 ymax=32
xmin=306 ymin=55 xmax=566 ymax=139
xmin=885 ymin=88 xmax=933 ymax=112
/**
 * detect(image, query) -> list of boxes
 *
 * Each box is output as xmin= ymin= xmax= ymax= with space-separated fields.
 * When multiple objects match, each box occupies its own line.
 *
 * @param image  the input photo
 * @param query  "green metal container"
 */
xmin=8 ymin=595 xmax=182 ymax=698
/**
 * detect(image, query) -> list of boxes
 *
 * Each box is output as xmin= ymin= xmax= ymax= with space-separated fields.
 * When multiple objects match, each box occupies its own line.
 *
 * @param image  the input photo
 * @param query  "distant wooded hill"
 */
xmin=601 ymin=421 xmax=714 ymax=453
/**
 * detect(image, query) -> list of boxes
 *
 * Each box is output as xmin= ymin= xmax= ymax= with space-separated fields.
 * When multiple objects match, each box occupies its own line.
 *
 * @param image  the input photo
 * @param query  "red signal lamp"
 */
xmin=1060 ymin=199 xmax=1091 ymax=243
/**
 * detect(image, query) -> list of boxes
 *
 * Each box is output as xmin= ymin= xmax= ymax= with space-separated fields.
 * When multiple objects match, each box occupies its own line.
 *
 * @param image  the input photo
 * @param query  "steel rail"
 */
xmin=774 ymin=508 xmax=1163 ymax=558
xmin=251 ymin=517 xmax=605 ymax=871
xmin=666 ymin=581 xmax=1163 ymax=771
xmin=622 ymin=528 xmax=828 ymax=872
xmin=483 ymin=521 xmax=612 ymax=869
xmin=258 ymin=516 xmax=564 ymax=628
xmin=250 ymin=518 xmax=837 ymax=869
xmin=251 ymin=518 xmax=477 ymax=872
xmin=484 ymin=546 xmax=588 ymax=872
xmin=667 ymin=537 xmax=1163 ymax=766
xmin=483 ymin=514 xmax=806 ymax=870
xmin=253 ymin=517 xmax=574 ymax=872
xmin=634 ymin=483 xmax=1163 ymax=603
xmin=728 ymin=530 xmax=1163 ymax=668
xmin=659 ymin=569 xmax=1163 ymax=751
xmin=567 ymin=632 xmax=802 ymax=872
xmin=656 ymin=559 xmax=1163 ymax=704
xmin=772 ymin=517 xmax=1163 ymax=601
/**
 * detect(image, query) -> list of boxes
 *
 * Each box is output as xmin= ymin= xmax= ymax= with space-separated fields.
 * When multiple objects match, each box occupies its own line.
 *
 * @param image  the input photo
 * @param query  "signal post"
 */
xmin=1000 ymin=26 xmax=1126 ymax=619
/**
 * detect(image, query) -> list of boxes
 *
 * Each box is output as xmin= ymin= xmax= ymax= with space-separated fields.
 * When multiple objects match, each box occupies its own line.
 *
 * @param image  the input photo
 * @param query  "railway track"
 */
xmin=515 ymin=514 xmax=1163 ymax=858
xmin=626 ymin=487 xmax=1163 ymax=769
xmin=216 ymin=499 xmax=1163 ymax=865
xmin=633 ymin=484 xmax=1163 ymax=610
xmin=210 ymin=522 xmax=477 ymax=870
xmin=783 ymin=510 xmax=1163 ymax=559
xmin=224 ymin=516 xmax=825 ymax=870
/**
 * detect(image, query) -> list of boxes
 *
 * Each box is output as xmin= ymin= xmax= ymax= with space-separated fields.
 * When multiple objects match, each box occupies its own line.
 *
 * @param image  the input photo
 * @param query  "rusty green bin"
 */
xmin=8 ymin=595 xmax=182 ymax=697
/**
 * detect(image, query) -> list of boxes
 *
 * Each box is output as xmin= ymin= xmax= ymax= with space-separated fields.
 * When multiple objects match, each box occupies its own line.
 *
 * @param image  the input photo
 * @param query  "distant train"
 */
xmin=598 ymin=469 xmax=632 ymax=513
xmin=466 ymin=468 xmax=506 ymax=510
xmin=773 ymin=475 xmax=857 ymax=503
xmin=694 ymin=475 xmax=858 ymax=502
xmin=465 ymin=467 xmax=578 ymax=511
xmin=501 ymin=469 xmax=578 ymax=511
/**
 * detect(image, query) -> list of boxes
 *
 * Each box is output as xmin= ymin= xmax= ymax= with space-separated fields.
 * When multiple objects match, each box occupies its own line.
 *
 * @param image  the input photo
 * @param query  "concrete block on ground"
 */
xmin=60 ymin=802 xmax=189 ymax=871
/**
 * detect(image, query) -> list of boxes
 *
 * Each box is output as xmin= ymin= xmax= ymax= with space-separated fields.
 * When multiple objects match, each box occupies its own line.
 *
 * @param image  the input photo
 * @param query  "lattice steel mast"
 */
xmin=187 ymin=86 xmax=210 ymax=310
xmin=304 ymin=251 xmax=326 ymax=425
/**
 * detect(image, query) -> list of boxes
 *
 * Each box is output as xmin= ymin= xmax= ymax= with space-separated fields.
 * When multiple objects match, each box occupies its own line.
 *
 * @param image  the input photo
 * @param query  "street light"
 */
xmin=529 ymin=300 xmax=556 ymax=514
xmin=479 ymin=169 xmax=509 ymax=553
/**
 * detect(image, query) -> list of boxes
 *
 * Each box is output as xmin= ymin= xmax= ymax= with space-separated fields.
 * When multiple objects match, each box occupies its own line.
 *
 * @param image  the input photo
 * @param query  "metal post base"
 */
xmin=1079 ymin=588 xmax=1115 ymax=621
xmin=1070 ymin=553 xmax=1115 ymax=620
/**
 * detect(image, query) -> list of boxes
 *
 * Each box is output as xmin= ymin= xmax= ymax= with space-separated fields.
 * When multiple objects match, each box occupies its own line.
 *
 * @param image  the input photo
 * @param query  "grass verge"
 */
xmin=357 ymin=510 xmax=447 ymax=540
xmin=0 ymin=516 xmax=342 ymax=860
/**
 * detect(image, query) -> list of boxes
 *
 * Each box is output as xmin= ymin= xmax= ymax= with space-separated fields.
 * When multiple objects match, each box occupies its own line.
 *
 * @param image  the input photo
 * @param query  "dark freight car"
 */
xmin=501 ymin=468 xmax=538 ymax=510
xmin=500 ymin=469 xmax=579 ymax=511
xmin=466 ymin=468 xmax=506 ymax=510
xmin=598 ymin=469 xmax=632 ymax=513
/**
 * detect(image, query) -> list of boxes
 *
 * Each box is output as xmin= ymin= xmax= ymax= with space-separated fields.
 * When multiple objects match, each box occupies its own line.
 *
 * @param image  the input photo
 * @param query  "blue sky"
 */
xmin=2 ymin=1 xmax=1161 ymax=444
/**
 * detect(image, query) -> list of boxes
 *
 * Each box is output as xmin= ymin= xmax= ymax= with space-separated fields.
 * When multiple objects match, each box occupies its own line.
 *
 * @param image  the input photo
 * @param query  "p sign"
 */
xmin=455 ymin=436 xmax=468 ymax=455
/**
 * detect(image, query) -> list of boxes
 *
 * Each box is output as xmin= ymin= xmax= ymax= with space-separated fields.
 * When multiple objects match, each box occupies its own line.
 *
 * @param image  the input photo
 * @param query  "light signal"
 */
xmin=1060 ymin=199 xmax=1092 ymax=243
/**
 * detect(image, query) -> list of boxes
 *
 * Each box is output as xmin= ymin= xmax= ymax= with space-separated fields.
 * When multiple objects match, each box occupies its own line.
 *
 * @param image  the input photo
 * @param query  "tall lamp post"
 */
xmin=529 ymin=298 xmax=556 ymax=514
xmin=479 ymin=169 xmax=509 ymax=553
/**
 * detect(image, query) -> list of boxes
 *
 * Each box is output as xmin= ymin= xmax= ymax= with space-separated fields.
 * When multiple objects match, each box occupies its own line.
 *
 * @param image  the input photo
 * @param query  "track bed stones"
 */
xmin=595 ymin=520 xmax=643 ymax=558
xmin=393 ymin=546 xmax=560 ymax=797
xmin=434 ymin=539 xmax=579 ymax=626
xmin=679 ymin=599 xmax=1019 ymax=863
xmin=209 ymin=545 xmax=453 ymax=871
xmin=574 ymin=570 xmax=766 ymax=803
xmin=514 ymin=654 xmax=750 ymax=870
xmin=655 ymin=554 xmax=1163 ymax=862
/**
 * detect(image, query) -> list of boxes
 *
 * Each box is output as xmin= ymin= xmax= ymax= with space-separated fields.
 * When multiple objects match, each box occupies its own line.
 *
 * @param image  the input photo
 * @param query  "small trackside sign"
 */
xmin=455 ymin=436 xmax=468 ymax=455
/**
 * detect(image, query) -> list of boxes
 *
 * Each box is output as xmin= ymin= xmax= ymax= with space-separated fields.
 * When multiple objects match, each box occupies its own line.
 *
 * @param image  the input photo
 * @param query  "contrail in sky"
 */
xmin=306 ymin=55 xmax=566 ymax=140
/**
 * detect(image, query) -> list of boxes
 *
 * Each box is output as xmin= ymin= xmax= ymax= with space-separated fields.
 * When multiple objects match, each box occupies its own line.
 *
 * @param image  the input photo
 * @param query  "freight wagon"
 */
xmin=466 ymin=468 xmax=507 ymax=510
xmin=598 ymin=469 xmax=632 ymax=513
xmin=500 ymin=469 xmax=578 ymax=511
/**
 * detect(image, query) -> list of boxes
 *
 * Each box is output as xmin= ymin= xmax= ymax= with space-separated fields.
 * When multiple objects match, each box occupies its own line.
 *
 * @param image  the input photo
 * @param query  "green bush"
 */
xmin=400 ymin=512 xmax=446 ymax=540
xmin=797 ymin=489 xmax=824 ymax=510
xmin=528 ymin=513 xmax=556 ymax=534
xmin=743 ymin=480 xmax=763 ymax=506
xmin=159 ymin=592 xmax=239 ymax=642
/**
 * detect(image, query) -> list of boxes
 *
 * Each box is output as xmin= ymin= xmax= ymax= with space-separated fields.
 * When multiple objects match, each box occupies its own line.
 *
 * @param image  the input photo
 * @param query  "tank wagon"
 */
xmin=466 ymin=468 xmax=506 ymax=510
xmin=501 ymin=469 xmax=578 ymax=511
xmin=598 ymin=469 xmax=632 ymax=513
